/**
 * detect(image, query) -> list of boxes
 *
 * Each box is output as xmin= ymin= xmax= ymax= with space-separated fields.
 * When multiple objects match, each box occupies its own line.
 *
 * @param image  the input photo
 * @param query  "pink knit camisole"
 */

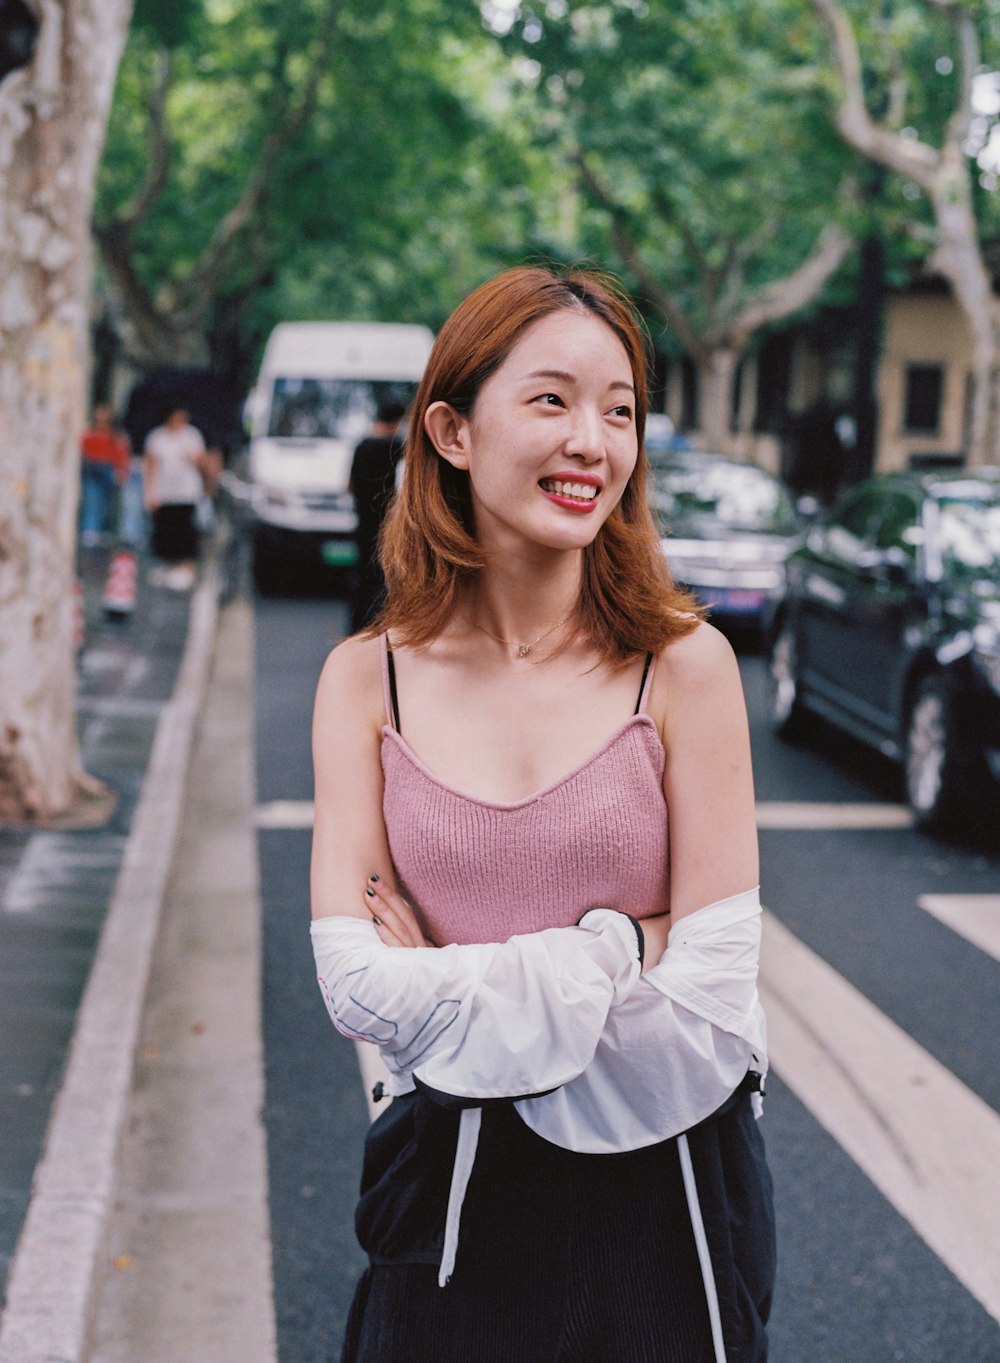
xmin=379 ymin=635 xmax=669 ymax=947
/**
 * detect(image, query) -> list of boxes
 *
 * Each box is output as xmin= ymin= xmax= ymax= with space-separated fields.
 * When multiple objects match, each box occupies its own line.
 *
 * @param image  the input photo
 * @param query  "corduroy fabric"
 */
xmin=342 ymin=1091 xmax=773 ymax=1363
xmin=379 ymin=645 xmax=669 ymax=946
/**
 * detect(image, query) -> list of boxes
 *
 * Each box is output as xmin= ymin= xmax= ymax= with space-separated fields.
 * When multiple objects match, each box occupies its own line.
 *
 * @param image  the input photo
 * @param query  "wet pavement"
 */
xmin=0 ymin=545 xmax=192 ymax=1296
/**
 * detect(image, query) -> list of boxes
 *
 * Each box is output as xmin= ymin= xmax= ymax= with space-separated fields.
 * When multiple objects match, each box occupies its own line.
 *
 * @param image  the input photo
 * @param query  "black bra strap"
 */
xmin=634 ymin=652 xmax=654 ymax=715
xmin=386 ymin=647 xmax=402 ymax=733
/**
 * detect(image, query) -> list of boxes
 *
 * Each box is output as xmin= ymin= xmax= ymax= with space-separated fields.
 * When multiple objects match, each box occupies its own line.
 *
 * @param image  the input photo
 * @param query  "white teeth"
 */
xmin=544 ymin=479 xmax=597 ymax=500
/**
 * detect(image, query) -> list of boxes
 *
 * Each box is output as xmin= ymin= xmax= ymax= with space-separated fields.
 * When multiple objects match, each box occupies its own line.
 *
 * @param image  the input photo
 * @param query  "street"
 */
xmin=253 ymin=592 xmax=1000 ymax=1363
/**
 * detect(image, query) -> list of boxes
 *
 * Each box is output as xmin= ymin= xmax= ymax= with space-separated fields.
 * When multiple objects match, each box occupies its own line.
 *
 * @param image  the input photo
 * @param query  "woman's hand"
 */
xmin=639 ymin=911 xmax=671 ymax=973
xmin=364 ymin=875 xmax=432 ymax=948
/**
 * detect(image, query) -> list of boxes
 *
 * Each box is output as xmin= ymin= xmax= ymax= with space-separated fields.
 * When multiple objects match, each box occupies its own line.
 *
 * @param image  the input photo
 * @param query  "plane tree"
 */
xmin=0 ymin=0 xmax=133 ymax=822
xmin=489 ymin=0 xmax=857 ymax=451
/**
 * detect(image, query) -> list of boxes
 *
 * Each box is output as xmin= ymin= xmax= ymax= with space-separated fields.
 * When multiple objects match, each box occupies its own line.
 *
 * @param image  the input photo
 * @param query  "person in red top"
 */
xmin=79 ymin=404 xmax=130 ymax=546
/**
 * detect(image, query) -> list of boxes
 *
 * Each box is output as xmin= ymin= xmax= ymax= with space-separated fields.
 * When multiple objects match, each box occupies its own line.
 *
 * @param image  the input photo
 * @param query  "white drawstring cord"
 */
xmin=678 ymin=1131 xmax=728 ymax=1363
xmin=438 ymin=1106 xmax=482 ymax=1287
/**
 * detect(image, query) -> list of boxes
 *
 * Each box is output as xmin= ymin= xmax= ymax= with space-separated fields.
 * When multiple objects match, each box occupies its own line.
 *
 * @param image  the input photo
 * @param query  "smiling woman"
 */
xmin=309 ymin=266 xmax=775 ymax=1363
xmin=379 ymin=267 xmax=698 ymax=660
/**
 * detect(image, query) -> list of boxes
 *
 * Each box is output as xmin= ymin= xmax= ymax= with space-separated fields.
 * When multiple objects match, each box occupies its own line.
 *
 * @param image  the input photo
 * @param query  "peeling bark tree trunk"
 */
xmin=927 ymin=150 xmax=1000 ymax=468
xmin=811 ymin=0 xmax=1000 ymax=468
xmin=0 ymin=0 xmax=133 ymax=822
xmin=695 ymin=347 xmax=740 ymax=454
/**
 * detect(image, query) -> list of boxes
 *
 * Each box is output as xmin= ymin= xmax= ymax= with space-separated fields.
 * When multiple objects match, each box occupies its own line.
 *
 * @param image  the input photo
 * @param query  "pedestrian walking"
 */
xmin=349 ymin=400 xmax=407 ymax=631
xmin=310 ymin=267 xmax=775 ymax=1363
xmin=79 ymin=403 xmax=130 ymax=546
xmin=143 ymin=407 xmax=207 ymax=591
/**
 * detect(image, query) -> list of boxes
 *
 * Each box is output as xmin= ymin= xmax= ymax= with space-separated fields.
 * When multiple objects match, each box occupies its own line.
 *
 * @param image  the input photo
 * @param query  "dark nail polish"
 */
xmin=372 ymin=915 xmax=383 ymax=927
xmin=369 ymin=873 xmax=380 ymax=883
xmin=365 ymin=886 xmax=375 ymax=897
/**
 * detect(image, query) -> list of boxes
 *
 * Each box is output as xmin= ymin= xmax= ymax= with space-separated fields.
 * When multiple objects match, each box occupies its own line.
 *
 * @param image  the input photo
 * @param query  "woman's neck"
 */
xmin=459 ymin=553 xmax=583 ymax=645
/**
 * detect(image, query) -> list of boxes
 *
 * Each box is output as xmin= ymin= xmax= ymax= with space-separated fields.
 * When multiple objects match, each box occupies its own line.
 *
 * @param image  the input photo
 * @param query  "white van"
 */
xmin=245 ymin=321 xmax=434 ymax=590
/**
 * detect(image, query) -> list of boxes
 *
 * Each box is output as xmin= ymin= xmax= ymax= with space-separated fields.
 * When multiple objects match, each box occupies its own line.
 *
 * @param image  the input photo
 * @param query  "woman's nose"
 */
xmin=564 ymin=406 xmax=604 ymax=460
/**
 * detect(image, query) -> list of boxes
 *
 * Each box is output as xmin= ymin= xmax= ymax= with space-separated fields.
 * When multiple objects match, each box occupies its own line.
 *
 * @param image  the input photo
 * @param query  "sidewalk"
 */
xmin=0 ymin=548 xmax=193 ymax=1293
xmin=89 ymin=597 xmax=275 ymax=1363
xmin=0 ymin=539 xmax=267 ymax=1362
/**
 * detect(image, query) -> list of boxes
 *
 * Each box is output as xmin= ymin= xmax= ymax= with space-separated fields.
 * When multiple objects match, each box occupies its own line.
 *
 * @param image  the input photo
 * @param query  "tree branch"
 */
xmin=115 ymin=48 xmax=171 ymax=231
xmin=93 ymin=217 xmax=186 ymax=364
xmin=648 ymin=182 xmax=712 ymax=281
xmin=573 ymin=153 xmax=703 ymax=353
xmin=182 ymin=0 xmax=343 ymax=297
xmin=733 ymin=219 xmax=853 ymax=340
xmin=946 ymin=8 xmax=979 ymax=149
xmin=810 ymin=0 xmax=939 ymax=189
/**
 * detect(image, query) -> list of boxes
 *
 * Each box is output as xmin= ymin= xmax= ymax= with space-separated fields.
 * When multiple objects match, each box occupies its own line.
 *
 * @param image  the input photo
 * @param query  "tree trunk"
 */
xmin=734 ymin=352 xmax=758 ymax=459
xmin=0 ymin=0 xmax=133 ymax=823
xmin=927 ymin=150 xmax=1000 ymax=469
xmin=849 ymin=227 xmax=885 ymax=485
xmin=695 ymin=346 xmax=740 ymax=454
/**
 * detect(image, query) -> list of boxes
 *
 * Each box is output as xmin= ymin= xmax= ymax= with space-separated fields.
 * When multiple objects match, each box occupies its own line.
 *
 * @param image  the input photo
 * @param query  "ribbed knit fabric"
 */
xmin=380 ymin=640 xmax=669 ymax=946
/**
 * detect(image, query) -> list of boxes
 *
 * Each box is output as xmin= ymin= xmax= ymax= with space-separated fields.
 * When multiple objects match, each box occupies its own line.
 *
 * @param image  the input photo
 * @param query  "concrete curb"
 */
xmin=0 ymin=562 xmax=222 ymax=1363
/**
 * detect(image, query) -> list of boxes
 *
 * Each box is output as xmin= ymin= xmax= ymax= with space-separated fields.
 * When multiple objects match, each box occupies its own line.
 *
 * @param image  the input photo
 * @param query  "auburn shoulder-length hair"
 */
xmin=376 ymin=265 xmax=701 ymax=663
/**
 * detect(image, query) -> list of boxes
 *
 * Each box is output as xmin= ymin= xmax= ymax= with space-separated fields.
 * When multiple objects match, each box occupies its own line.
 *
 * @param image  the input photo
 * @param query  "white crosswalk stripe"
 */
xmin=351 ymin=904 xmax=1000 ymax=1325
xmin=261 ymin=800 xmax=917 ymax=833
xmin=254 ymin=799 xmax=315 ymax=829
xmin=760 ymin=910 xmax=1000 ymax=1325
xmin=918 ymin=894 xmax=1000 ymax=965
xmin=755 ymin=801 xmax=913 ymax=830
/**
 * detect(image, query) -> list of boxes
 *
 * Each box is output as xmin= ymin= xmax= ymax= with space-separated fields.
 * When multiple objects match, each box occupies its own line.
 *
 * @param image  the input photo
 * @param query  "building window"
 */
xmin=903 ymin=364 xmax=944 ymax=434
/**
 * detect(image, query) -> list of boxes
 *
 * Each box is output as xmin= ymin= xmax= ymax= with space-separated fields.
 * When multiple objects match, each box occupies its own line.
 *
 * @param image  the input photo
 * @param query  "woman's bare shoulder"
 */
xmin=650 ymin=620 xmax=742 ymax=715
xmin=314 ymin=632 xmax=385 ymax=723
xmin=659 ymin=619 xmax=738 ymax=681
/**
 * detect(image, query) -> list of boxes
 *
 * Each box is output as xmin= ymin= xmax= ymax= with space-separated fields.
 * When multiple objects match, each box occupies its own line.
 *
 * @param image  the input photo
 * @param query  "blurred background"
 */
xmin=1 ymin=2 xmax=1000 ymax=1361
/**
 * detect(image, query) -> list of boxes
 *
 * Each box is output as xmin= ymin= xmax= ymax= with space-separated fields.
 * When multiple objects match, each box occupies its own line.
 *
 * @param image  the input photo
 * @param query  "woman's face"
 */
xmin=432 ymin=308 xmax=639 ymax=556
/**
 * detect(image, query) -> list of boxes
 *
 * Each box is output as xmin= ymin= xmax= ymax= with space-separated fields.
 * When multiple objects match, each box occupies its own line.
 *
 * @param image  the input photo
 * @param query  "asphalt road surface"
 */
xmin=254 ymin=593 xmax=1000 ymax=1363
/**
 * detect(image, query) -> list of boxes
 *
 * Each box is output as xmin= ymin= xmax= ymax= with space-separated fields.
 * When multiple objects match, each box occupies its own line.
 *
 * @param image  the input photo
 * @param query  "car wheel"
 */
xmin=904 ymin=675 xmax=967 ymax=829
xmin=768 ymin=621 xmax=810 ymax=737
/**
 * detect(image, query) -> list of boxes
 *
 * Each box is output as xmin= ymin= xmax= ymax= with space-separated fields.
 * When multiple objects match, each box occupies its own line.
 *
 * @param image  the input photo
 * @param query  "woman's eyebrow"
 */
xmin=520 ymin=368 xmax=635 ymax=394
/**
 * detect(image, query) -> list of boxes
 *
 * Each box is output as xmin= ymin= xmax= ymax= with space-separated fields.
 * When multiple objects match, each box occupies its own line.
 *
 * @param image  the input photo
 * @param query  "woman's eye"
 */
xmin=535 ymin=393 xmax=564 ymax=407
xmin=609 ymin=404 xmax=633 ymax=420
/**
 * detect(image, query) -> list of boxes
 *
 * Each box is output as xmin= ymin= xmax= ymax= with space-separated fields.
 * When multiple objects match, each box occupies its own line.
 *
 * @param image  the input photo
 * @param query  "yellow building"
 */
xmin=660 ymin=278 xmax=979 ymax=488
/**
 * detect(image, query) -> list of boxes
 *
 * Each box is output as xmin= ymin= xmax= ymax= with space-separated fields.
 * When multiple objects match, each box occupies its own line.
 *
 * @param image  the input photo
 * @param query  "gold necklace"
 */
xmin=468 ymin=611 xmax=574 ymax=658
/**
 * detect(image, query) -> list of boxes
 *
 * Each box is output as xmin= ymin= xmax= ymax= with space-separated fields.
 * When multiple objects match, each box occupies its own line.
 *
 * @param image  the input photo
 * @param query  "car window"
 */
xmin=872 ymin=492 xmax=922 ymax=558
xmin=267 ymin=378 xmax=417 ymax=441
xmin=648 ymin=459 xmax=797 ymax=534
xmin=937 ymin=495 xmax=1000 ymax=579
xmin=813 ymin=488 xmax=884 ymax=564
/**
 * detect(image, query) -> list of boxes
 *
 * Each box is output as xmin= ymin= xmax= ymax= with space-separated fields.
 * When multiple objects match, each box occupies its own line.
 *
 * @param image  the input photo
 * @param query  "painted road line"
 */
xmin=254 ymin=800 xmax=315 ymax=830
xmin=918 ymin=895 xmax=1000 ymax=965
xmin=756 ymin=802 xmax=913 ymax=830
xmin=760 ymin=910 xmax=1000 ymax=1325
xmin=259 ymin=799 xmax=914 ymax=833
xmin=76 ymin=697 xmax=165 ymax=719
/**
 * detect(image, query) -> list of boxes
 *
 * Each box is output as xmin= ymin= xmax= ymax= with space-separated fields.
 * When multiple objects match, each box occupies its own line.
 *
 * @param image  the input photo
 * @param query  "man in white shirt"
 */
xmin=144 ymin=408 xmax=206 ymax=590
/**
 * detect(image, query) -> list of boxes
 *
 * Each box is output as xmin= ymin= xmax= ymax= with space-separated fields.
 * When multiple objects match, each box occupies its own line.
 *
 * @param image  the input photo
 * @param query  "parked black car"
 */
xmin=766 ymin=469 xmax=1000 ymax=828
xmin=649 ymin=450 xmax=802 ymax=628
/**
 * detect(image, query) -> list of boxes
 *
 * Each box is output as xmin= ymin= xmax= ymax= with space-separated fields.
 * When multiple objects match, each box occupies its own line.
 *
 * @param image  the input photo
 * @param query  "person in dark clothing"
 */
xmin=350 ymin=401 xmax=407 ymax=631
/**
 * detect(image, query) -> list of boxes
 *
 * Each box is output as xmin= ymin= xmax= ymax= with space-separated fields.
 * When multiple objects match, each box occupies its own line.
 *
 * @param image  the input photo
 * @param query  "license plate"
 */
xmin=320 ymin=540 xmax=358 ymax=567
xmin=700 ymin=587 xmax=766 ymax=614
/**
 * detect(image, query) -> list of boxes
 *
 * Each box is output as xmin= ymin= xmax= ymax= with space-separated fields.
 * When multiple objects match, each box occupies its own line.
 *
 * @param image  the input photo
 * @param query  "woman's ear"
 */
xmin=424 ymin=401 xmax=470 ymax=471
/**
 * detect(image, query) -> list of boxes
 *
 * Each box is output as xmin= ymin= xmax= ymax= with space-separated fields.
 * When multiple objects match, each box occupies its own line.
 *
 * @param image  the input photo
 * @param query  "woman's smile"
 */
xmin=538 ymin=472 xmax=603 ymax=512
xmin=442 ymin=310 xmax=637 ymax=552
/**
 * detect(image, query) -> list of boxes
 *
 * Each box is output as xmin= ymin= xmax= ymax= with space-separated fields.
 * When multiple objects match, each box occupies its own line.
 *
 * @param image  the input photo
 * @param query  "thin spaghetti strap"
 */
xmin=634 ymin=651 xmax=656 ymax=715
xmin=379 ymin=632 xmax=402 ymax=732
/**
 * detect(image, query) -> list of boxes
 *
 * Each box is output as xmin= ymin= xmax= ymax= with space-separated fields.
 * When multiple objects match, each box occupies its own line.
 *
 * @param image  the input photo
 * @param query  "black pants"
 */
xmin=151 ymin=502 xmax=198 ymax=562
xmin=342 ymin=1091 xmax=775 ymax=1363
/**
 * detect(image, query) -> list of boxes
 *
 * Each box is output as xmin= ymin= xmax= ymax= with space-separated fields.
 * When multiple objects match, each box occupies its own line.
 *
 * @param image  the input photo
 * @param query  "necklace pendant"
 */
xmin=518 ymin=643 xmax=531 ymax=658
